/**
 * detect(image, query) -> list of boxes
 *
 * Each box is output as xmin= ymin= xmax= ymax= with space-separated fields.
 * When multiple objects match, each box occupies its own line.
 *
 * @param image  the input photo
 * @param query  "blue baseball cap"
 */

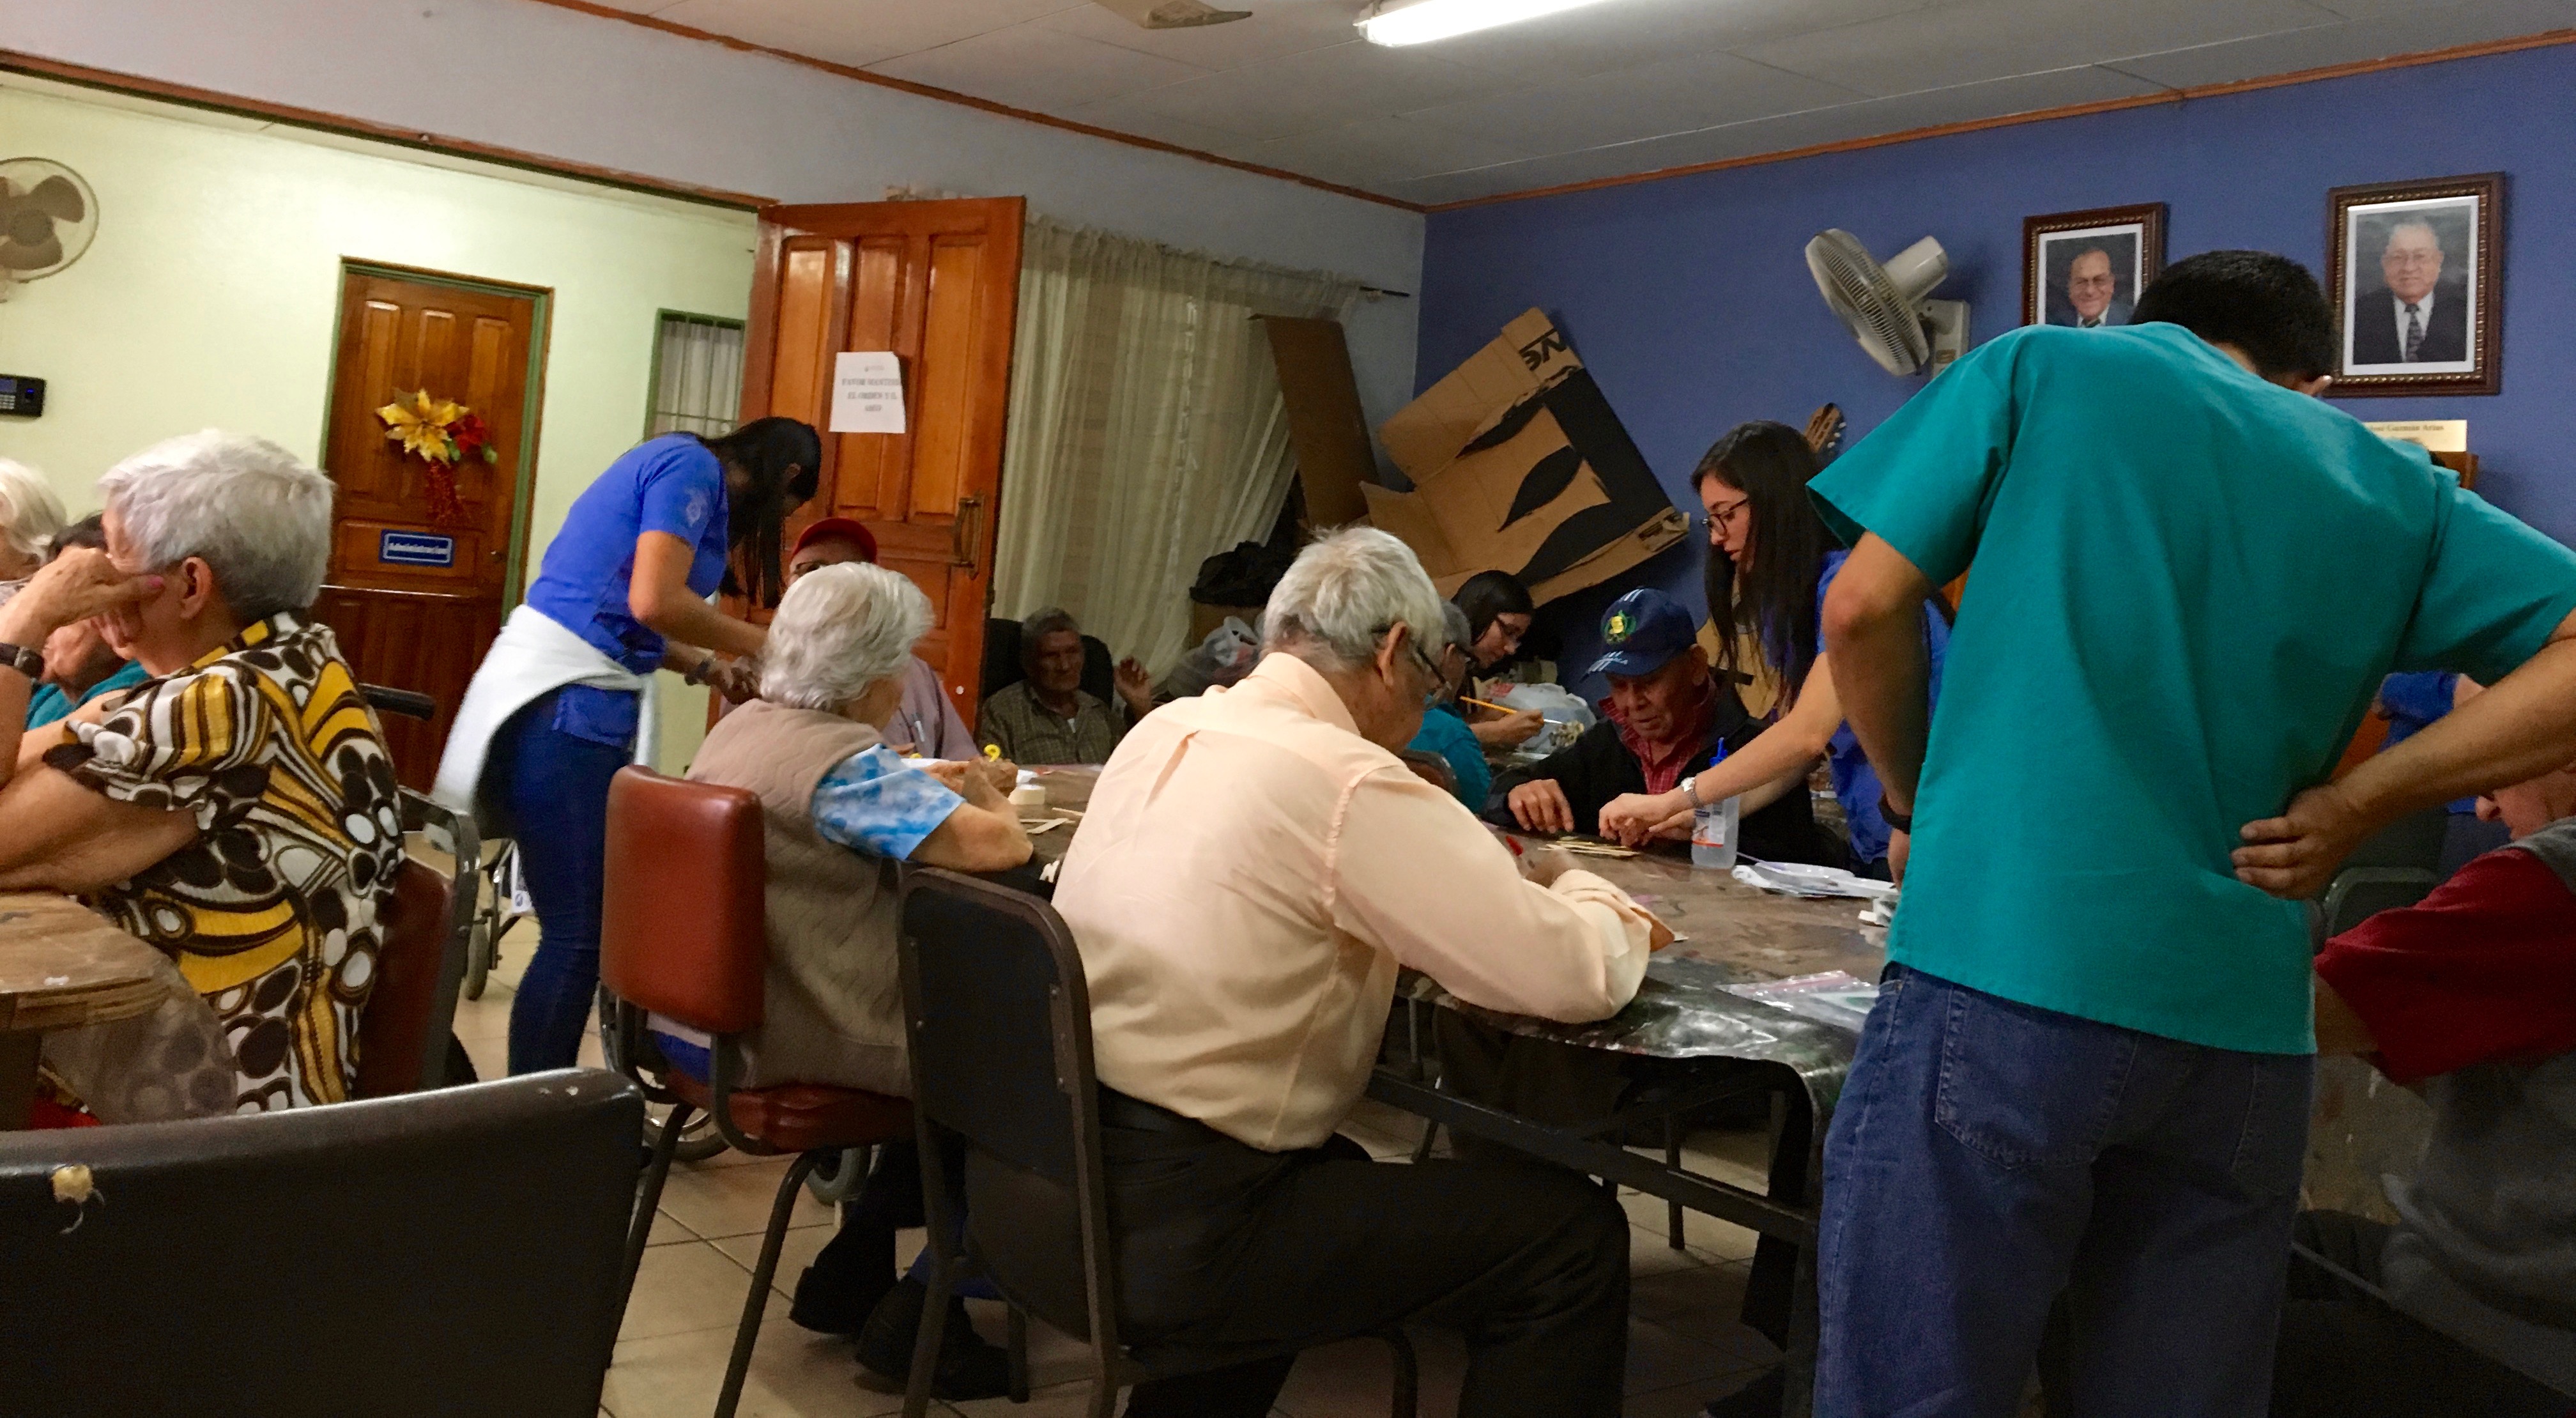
xmin=1586 ymin=588 xmax=1699 ymax=679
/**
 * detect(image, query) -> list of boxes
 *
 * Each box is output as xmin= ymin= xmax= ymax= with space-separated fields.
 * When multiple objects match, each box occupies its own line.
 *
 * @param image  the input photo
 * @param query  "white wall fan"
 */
xmin=1805 ymin=229 xmax=1968 ymax=377
xmin=0 ymin=158 xmax=100 ymax=302
xmin=1089 ymin=0 xmax=1251 ymax=27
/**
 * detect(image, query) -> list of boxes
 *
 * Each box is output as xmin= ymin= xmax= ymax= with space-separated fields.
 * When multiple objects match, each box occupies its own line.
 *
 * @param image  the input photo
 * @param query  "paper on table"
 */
xmin=829 ymin=351 xmax=906 ymax=434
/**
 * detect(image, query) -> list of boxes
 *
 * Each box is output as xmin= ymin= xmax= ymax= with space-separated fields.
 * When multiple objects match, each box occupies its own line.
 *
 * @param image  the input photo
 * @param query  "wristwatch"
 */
xmin=0 ymin=640 xmax=42 ymax=681
xmin=1878 ymin=792 xmax=1914 ymax=833
xmin=1679 ymin=775 xmax=1699 ymax=810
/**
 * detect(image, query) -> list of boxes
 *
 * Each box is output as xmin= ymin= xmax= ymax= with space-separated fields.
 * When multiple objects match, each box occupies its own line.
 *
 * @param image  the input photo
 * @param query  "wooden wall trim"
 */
xmin=0 ymin=47 xmax=776 ymax=210
xmin=520 ymin=0 xmax=1422 ymax=213
xmin=1431 ymin=27 xmax=2576 ymax=212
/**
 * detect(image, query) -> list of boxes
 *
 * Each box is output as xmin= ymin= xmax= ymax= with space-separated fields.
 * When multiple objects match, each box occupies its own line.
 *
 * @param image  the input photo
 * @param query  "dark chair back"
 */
xmin=355 ymin=857 xmax=456 ymax=1098
xmin=2311 ymin=806 xmax=2451 ymax=946
xmin=601 ymin=765 xmax=767 ymax=1036
xmin=0 ymin=1070 xmax=642 ymax=1417
xmin=2341 ymin=806 xmax=2448 ymax=873
xmin=898 ymin=868 xmax=1117 ymax=1345
xmin=981 ymin=617 xmax=1116 ymax=706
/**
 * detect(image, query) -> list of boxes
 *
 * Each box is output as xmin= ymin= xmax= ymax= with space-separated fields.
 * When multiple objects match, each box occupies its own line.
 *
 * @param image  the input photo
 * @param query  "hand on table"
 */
xmin=2233 ymin=783 xmax=2374 ymax=900
xmin=1506 ymin=779 xmax=1575 ymax=835
xmin=0 ymin=550 xmax=160 ymax=647
xmin=1598 ymin=792 xmax=1682 ymax=847
xmin=1515 ymin=840 xmax=1576 ymax=887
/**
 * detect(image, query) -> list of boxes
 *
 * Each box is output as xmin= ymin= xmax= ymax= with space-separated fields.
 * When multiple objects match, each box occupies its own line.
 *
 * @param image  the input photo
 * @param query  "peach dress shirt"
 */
xmin=1053 ymin=652 xmax=1658 ymax=1152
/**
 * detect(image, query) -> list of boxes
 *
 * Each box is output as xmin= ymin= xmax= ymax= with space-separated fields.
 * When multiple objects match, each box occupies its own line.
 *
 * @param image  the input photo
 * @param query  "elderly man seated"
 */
xmin=977 ymin=606 xmax=1155 ymax=765
xmin=785 ymin=516 xmax=977 ymax=759
xmin=2270 ymin=757 xmax=2576 ymax=1416
xmin=24 ymin=514 xmax=148 ymax=728
xmin=677 ymin=560 xmax=1030 ymax=1399
xmin=0 ymin=431 xmax=404 ymax=1113
xmin=1043 ymin=527 xmax=1669 ymax=1418
xmin=1492 ymin=587 xmax=1832 ymax=863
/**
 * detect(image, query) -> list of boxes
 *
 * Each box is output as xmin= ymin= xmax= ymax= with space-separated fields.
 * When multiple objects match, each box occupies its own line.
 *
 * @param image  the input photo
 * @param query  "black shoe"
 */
xmin=1700 ymin=1364 xmax=1784 ymax=1418
xmin=853 ymin=1277 xmax=1012 ymax=1401
xmin=788 ymin=1260 xmax=895 ymax=1337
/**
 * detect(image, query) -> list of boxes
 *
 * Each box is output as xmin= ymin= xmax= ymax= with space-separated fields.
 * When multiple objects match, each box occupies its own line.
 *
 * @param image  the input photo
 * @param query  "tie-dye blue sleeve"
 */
xmin=809 ymin=744 xmax=967 ymax=861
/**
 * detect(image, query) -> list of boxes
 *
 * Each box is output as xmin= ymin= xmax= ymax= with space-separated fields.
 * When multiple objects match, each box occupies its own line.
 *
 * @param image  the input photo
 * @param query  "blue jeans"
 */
xmin=494 ymin=691 xmax=633 ymax=1074
xmin=1817 ymin=964 xmax=2313 ymax=1417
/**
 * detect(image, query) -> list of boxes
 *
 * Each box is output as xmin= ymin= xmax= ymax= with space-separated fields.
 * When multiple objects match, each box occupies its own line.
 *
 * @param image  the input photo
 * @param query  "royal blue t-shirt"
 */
xmin=1809 ymin=550 xmax=1948 ymax=866
xmin=523 ymin=435 xmax=730 ymax=747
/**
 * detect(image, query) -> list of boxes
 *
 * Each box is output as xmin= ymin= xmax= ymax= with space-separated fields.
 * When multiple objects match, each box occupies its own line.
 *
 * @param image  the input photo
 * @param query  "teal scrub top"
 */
xmin=1408 ymin=702 xmax=1491 ymax=810
xmin=24 ymin=659 xmax=149 ymax=729
xmin=1809 ymin=322 xmax=2576 ymax=1054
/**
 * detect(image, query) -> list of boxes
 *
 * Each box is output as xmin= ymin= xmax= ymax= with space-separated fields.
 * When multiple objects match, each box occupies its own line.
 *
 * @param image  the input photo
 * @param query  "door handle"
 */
xmin=950 ymin=494 xmax=987 ymax=576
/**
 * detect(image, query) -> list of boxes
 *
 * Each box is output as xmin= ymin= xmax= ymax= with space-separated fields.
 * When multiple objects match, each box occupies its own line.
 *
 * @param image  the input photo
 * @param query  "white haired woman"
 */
xmin=0 ymin=431 xmax=403 ymax=1113
xmin=0 ymin=457 xmax=69 ymax=605
xmin=668 ymin=561 xmax=1028 ymax=1398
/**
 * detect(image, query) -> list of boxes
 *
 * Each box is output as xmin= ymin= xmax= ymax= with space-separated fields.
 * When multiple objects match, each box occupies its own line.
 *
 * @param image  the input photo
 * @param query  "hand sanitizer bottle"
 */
xmin=1691 ymin=746 xmax=1741 ymax=871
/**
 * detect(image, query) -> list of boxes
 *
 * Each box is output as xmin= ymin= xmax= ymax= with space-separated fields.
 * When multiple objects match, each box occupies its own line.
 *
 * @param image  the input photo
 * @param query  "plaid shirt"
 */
xmin=977 ymin=679 xmax=1127 ymax=766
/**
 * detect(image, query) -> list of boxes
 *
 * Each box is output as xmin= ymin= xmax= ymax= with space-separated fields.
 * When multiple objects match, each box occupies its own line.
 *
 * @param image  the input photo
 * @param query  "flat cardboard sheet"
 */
xmin=1368 ymin=309 xmax=1684 ymax=604
xmin=1262 ymin=316 xmax=1376 ymax=530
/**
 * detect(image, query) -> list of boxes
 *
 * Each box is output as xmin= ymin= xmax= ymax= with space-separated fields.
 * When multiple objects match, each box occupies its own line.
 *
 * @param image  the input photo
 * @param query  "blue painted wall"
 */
xmin=1419 ymin=42 xmax=2576 ymax=693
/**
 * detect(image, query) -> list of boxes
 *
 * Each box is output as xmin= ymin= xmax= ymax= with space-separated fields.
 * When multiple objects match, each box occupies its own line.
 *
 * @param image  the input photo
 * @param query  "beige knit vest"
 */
xmin=686 ymin=698 xmax=908 ymax=1096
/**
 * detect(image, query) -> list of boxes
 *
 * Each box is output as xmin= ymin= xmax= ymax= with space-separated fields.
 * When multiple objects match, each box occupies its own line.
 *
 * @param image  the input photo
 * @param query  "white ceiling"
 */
xmin=576 ymin=0 xmax=2576 ymax=205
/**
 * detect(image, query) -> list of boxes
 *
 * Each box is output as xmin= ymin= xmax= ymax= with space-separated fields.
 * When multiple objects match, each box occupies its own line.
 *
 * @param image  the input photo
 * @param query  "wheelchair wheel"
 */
xmin=647 ymin=1103 xmax=730 ymax=1164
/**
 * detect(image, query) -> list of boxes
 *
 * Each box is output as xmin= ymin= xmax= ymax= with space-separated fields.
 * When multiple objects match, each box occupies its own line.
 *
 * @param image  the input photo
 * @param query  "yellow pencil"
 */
xmin=1459 ymin=696 xmax=1519 ymax=714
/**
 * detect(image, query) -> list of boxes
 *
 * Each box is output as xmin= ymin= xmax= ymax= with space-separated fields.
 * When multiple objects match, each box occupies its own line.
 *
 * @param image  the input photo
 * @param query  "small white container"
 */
xmin=1009 ymin=783 xmax=1048 ymax=811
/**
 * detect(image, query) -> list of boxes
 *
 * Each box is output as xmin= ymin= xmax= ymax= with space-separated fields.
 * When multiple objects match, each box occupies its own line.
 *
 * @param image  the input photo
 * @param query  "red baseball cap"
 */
xmin=790 ymin=516 xmax=878 ymax=564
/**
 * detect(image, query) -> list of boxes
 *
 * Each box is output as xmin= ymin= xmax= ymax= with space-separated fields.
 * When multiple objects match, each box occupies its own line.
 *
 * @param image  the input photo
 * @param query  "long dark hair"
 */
xmin=1453 ymin=569 xmax=1535 ymax=660
xmin=1695 ymin=422 xmax=1834 ymax=706
xmin=697 ymin=417 xmax=820 ymax=608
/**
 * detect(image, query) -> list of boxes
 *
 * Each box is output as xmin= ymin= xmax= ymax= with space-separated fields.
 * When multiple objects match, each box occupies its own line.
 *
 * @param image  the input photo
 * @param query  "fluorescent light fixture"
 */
xmin=1357 ymin=0 xmax=1616 ymax=47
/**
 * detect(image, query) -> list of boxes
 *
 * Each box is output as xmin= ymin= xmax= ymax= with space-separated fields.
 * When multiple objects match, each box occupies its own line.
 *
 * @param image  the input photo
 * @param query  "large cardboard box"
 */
xmin=1367 ymin=309 xmax=1684 ymax=604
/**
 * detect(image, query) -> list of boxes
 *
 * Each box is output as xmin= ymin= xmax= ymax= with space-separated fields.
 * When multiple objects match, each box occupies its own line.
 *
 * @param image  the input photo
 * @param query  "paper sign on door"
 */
xmin=829 ymin=351 xmax=906 ymax=434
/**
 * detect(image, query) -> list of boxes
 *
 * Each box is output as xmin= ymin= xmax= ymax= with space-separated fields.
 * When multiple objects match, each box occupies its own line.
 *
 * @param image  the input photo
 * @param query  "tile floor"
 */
xmin=459 ymin=925 xmax=1779 ymax=1418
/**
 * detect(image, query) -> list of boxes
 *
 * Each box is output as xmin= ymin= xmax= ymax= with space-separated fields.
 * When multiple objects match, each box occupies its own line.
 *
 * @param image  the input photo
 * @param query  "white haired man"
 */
xmin=1039 ymin=527 xmax=1670 ymax=1418
xmin=0 ymin=431 xmax=404 ymax=1113
xmin=678 ymin=561 xmax=1030 ymax=1399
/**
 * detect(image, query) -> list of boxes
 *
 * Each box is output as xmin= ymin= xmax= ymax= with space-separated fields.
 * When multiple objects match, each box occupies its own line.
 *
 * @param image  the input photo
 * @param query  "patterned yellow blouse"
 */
xmin=48 ymin=612 xmax=404 ymax=1111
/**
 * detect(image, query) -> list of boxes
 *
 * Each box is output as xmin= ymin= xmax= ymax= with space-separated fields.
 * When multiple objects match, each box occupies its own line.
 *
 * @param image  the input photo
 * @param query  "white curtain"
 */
xmin=992 ymin=220 xmax=1360 ymax=675
xmin=648 ymin=314 xmax=744 ymax=438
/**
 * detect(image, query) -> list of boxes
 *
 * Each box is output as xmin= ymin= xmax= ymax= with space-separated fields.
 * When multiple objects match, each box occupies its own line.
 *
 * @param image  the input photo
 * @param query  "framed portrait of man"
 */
xmin=2023 ymin=203 xmax=2166 ymax=328
xmin=2329 ymin=173 xmax=2503 ymax=396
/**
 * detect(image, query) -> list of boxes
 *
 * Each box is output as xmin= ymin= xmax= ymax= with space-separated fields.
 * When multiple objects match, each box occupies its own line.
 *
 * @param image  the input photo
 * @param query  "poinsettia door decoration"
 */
xmin=375 ymin=389 xmax=498 ymax=528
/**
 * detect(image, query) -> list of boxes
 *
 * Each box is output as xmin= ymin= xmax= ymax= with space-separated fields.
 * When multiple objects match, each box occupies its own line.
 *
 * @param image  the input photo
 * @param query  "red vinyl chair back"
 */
xmin=600 ymin=766 xmax=767 ymax=1037
xmin=354 ymin=858 xmax=456 ymax=1098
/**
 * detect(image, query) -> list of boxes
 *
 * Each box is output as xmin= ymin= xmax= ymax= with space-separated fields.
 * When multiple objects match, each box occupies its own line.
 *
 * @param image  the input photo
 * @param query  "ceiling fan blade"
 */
xmin=1089 ymin=0 xmax=1252 ymax=28
xmin=27 ymin=174 xmax=87 ymax=224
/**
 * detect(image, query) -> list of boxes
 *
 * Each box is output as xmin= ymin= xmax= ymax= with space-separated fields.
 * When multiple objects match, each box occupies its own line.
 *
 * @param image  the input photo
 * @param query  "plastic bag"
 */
xmin=1721 ymin=971 xmax=1880 ymax=1032
xmin=40 ymin=951 xmax=238 ymax=1123
xmin=1159 ymin=616 xmax=1262 ymax=699
xmin=1495 ymin=682 xmax=1594 ymax=760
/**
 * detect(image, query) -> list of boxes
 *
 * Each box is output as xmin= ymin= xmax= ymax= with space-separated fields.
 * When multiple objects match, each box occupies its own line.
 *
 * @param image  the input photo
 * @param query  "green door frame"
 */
xmin=321 ymin=259 xmax=555 ymax=605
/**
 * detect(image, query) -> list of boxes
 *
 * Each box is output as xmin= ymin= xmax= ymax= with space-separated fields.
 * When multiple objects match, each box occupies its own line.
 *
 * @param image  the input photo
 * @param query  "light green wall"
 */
xmin=0 ymin=82 xmax=756 ymax=767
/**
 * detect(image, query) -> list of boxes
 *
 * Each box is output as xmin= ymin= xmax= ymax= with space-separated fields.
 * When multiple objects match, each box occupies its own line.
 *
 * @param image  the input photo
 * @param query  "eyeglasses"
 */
xmin=1697 ymin=496 xmax=1751 ymax=536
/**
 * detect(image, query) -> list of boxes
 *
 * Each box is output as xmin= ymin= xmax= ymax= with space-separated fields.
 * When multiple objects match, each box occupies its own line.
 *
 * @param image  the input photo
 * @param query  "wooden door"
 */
xmin=740 ymin=197 xmax=1023 ymax=727
xmin=314 ymin=266 xmax=543 ymax=787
